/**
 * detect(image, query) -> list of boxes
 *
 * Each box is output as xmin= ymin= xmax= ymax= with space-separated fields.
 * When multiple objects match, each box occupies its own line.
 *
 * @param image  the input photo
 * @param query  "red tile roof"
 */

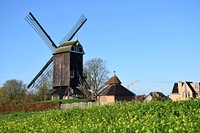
xmin=104 ymin=74 xmax=121 ymax=85
xmin=97 ymin=74 xmax=135 ymax=96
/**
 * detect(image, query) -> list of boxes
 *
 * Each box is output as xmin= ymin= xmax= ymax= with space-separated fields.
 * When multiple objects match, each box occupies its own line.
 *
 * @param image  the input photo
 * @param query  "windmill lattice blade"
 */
xmin=59 ymin=14 xmax=87 ymax=44
xmin=27 ymin=57 xmax=53 ymax=89
xmin=25 ymin=12 xmax=57 ymax=51
xmin=29 ymin=64 xmax=53 ymax=92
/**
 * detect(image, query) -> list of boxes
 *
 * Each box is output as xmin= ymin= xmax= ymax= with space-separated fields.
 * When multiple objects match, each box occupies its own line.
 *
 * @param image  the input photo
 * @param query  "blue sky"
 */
xmin=0 ymin=0 xmax=200 ymax=95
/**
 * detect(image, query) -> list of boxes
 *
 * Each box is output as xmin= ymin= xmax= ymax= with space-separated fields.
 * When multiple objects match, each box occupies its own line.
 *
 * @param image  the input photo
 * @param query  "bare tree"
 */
xmin=0 ymin=79 xmax=26 ymax=106
xmin=84 ymin=58 xmax=109 ymax=94
xmin=77 ymin=84 xmax=93 ymax=100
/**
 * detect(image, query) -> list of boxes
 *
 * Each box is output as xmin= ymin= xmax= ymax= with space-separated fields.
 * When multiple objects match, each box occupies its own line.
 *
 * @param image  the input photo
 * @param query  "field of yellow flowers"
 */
xmin=0 ymin=100 xmax=200 ymax=132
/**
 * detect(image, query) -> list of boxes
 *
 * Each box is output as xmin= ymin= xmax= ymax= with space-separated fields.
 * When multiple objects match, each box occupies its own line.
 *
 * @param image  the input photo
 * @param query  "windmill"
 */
xmin=25 ymin=12 xmax=88 ymax=99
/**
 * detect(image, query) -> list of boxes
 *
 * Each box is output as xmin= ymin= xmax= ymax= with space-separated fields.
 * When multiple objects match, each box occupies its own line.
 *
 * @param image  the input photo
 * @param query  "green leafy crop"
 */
xmin=0 ymin=100 xmax=200 ymax=132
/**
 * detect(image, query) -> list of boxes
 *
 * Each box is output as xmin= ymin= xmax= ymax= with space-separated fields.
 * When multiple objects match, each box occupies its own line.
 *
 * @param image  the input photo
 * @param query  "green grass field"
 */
xmin=0 ymin=100 xmax=200 ymax=132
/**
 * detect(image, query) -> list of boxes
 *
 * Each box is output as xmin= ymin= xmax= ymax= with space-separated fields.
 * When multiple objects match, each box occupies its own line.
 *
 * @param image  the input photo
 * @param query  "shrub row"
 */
xmin=0 ymin=102 xmax=61 ymax=114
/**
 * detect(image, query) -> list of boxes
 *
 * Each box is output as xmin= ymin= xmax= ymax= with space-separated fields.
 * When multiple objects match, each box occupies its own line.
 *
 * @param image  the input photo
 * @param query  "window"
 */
xmin=70 ymin=70 xmax=74 ymax=78
xmin=182 ymin=92 xmax=185 ymax=98
xmin=182 ymin=91 xmax=190 ymax=98
xmin=71 ymin=45 xmax=83 ymax=53
xmin=72 ymin=46 xmax=75 ymax=51
xmin=187 ymin=92 xmax=190 ymax=97
xmin=78 ymin=47 xmax=82 ymax=52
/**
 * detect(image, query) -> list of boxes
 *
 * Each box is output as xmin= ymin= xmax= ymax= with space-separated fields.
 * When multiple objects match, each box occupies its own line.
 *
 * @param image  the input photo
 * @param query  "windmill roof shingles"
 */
xmin=60 ymin=40 xmax=78 ymax=47
xmin=53 ymin=39 xmax=83 ymax=54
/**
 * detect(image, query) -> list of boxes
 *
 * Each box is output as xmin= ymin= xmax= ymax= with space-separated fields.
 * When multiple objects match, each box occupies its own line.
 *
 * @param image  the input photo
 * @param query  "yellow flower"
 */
xmin=169 ymin=129 xmax=174 ymax=133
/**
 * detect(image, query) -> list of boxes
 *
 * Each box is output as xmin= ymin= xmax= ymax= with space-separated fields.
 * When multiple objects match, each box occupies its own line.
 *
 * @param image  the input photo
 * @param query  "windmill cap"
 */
xmin=59 ymin=40 xmax=79 ymax=47
xmin=53 ymin=40 xmax=84 ymax=54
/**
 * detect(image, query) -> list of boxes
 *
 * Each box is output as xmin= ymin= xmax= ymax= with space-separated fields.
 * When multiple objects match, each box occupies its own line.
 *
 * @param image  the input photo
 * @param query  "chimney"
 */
xmin=178 ymin=81 xmax=182 ymax=93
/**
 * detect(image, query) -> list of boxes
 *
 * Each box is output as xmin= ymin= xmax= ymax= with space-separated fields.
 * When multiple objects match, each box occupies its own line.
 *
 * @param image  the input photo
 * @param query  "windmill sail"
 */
xmin=59 ymin=14 xmax=87 ymax=44
xmin=25 ymin=12 xmax=57 ymax=51
xmin=29 ymin=63 xmax=53 ymax=92
xmin=27 ymin=57 xmax=53 ymax=89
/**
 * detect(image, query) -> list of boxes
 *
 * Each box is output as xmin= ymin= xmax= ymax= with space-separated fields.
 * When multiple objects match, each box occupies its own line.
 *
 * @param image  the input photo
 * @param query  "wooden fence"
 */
xmin=60 ymin=102 xmax=99 ymax=109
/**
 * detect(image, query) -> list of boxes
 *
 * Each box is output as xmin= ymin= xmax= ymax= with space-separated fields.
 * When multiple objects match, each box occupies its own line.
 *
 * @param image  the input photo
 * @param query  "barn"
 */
xmin=97 ymin=74 xmax=135 ymax=104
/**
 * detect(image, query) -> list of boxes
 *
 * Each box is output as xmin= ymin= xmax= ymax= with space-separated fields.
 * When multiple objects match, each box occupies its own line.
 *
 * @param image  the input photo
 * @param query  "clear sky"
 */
xmin=0 ymin=0 xmax=200 ymax=95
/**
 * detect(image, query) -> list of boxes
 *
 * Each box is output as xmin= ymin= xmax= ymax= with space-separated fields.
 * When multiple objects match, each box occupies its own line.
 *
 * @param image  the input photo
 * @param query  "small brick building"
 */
xmin=97 ymin=74 xmax=135 ymax=104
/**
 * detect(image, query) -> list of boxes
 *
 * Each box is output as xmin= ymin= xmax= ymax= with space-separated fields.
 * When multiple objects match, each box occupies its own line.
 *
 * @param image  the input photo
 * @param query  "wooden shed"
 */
xmin=97 ymin=74 xmax=135 ymax=104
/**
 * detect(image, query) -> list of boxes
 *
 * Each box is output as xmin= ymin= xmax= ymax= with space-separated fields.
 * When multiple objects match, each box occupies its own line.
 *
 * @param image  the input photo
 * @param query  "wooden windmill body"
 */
xmin=25 ymin=12 xmax=88 ymax=99
xmin=52 ymin=40 xmax=85 ymax=99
